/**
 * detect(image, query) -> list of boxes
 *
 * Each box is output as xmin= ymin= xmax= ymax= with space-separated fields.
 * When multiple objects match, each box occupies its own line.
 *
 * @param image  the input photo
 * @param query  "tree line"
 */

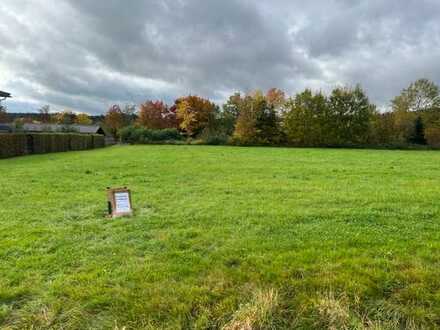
xmin=109 ymin=78 xmax=440 ymax=148
xmin=2 ymin=78 xmax=440 ymax=148
xmin=0 ymin=106 xmax=98 ymax=126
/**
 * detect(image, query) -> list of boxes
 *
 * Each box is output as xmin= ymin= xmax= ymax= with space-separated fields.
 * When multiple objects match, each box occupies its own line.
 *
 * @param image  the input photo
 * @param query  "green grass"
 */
xmin=1 ymin=145 xmax=440 ymax=329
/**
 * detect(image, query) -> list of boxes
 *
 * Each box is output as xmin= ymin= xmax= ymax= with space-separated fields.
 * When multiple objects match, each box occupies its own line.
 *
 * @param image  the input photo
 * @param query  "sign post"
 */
xmin=107 ymin=187 xmax=133 ymax=218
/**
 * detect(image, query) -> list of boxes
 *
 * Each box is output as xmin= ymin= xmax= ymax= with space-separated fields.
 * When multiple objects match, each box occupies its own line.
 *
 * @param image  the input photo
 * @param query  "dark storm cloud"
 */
xmin=1 ymin=0 xmax=440 ymax=114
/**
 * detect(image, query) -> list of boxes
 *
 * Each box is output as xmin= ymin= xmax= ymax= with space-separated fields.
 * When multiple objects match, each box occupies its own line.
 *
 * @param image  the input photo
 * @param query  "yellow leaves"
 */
xmin=175 ymin=95 xmax=216 ymax=136
xmin=176 ymin=100 xmax=196 ymax=134
xmin=74 ymin=113 xmax=93 ymax=125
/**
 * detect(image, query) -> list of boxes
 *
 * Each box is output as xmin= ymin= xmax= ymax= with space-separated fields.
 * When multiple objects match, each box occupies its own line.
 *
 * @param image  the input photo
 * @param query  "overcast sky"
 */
xmin=1 ymin=0 xmax=440 ymax=114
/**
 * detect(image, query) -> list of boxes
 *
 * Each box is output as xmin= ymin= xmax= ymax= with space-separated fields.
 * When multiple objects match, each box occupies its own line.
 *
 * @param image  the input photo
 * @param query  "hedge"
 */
xmin=31 ymin=134 xmax=52 ymax=154
xmin=0 ymin=133 xmax=106 ymax=159
xmin=70 ymin=134 xmax=92 ymax=151
xmin=92 ymin=135 xmax=105 ymax=148
xmin=0 ymin=133 xmax=27 ymax=158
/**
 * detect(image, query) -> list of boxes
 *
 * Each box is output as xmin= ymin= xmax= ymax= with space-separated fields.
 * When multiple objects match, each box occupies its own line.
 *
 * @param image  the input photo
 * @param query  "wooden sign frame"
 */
xmin=107 ymin=187 xmax=133 ymax=218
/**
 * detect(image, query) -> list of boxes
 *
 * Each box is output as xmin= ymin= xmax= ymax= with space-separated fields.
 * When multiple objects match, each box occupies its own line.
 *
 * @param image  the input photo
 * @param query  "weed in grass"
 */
xmin=223 ymin=288 xmax=279 ymax=330
xmin=315 ymin=292 xmax=351 ymax=329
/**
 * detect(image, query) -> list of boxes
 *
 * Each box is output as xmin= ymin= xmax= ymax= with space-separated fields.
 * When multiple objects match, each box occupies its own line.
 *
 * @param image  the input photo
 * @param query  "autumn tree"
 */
xmin=221 ymin=93 xmax=243 ymax=136
xmin=138 ymin=100 xmax=177 ymax=129
xmin=55 ymin=110 xmax=76 ymax=125
xmin=232 ymin=95 xmax=257 ymax=145
xmin=232 ymin=90 xmax=281 ymax=145
xmin=75 ymin=113 xmax=93 ymax=125
xmin=104 ymin=105 xmax=125 ymax=137
xmin=175 ymin=95 xmax=216 ymax=136
xmin=266 ymin=88 xmax=286 ymax=112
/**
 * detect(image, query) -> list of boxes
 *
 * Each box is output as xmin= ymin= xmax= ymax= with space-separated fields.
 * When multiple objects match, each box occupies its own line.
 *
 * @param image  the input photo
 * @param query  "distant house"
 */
xmin=22 ymin=123 xmax=106 ymax=135
xmin=1 ymin=122 xmax=115 ymax=145
xmin=0 ymin=124 xmax=13 ymax=133
xmin=22 ymin=123 xmax=115 ymax=145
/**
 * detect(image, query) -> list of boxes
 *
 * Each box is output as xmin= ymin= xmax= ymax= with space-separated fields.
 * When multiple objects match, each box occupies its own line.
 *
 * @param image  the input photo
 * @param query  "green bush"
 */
xmin=203 ymin=134 xmax=229 ymax=145
xmin=120 ymin=126 xmax=182 ymax=144
xmin=0 ymin=133 xmax=27 ymax=158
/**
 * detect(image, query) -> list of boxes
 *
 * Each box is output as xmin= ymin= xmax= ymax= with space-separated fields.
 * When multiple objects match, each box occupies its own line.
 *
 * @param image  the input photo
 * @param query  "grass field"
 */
xmin=1 ymin=145 xmax=440 ymax=329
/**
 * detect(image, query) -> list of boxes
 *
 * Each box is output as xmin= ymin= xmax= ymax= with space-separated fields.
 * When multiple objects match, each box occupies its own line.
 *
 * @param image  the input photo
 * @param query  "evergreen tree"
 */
xmin=410 ymin=116 xmax=426 ymax=144
xmin=391 ymin=79 xmax=440 ymax=144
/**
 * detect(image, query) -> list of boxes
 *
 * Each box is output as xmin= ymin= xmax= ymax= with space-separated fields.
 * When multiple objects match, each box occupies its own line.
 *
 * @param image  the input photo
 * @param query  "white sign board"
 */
xmin=107 ymin=187 xmax=133 ymax=218
xmin=114 ymin=192 xmax=131 ymax=213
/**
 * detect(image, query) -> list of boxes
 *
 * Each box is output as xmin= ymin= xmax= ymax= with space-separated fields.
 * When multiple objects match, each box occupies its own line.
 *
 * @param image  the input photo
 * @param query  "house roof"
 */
xmin=0 ymin=124 xmax=13 ymax=132
xmin=0 ymin=91 xmax=11 ymax=98
xmin=22 ymin=123 xmax=105 ymax=134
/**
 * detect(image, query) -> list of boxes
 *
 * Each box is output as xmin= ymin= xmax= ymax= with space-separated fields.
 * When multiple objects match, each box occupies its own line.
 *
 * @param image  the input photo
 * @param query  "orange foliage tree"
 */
xmin=104 ymin=105 xmax=125 ymax=137
xmin=175 ymin=95 xmax=216 ymax=136
xmin=138 ymin=100 xmax=177 ymax=129
xmin=266 ymin=88 xmax=286 ymax=110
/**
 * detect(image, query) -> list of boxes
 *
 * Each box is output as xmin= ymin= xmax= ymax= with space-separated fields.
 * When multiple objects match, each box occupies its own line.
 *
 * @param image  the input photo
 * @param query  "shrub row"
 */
xmin=0 ymin=133 xmax=105 ymax=159
xmin=120 ymin=127 xmax=182 ymax=144
xmin=0 ymin=134 xmax=27 ymax=158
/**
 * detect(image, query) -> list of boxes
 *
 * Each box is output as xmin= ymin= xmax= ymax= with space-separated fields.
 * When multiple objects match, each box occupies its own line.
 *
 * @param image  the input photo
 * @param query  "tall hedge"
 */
xmin=92 ymin=134 xmax=105 ymax=148
xmin=70 ymin=134 xmax=89 ymax=151
xmin=31 ymin=134 xmax=52 ymax=154
xmin=0 ymin=133 xmax=106 ymax=159
xmin=51 ymin=134 xmax=71 ymax=152
xmin=0 ymin=133 xmax=27 ymax=158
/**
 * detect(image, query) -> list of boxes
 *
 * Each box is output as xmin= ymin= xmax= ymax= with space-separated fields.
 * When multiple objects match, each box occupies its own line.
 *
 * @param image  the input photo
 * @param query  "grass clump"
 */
xmin=223 ymin=288 xmax=279 ymax=330
xmin=315 ymin=292 xmax=351 ymax=329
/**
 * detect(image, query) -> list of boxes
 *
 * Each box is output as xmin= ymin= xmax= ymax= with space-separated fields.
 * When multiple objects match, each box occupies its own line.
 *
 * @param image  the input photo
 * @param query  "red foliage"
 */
xmin=138 ymin=101 xmax=178 ymax=129
xmin=104 ymin=105 xmax=125 ymax=136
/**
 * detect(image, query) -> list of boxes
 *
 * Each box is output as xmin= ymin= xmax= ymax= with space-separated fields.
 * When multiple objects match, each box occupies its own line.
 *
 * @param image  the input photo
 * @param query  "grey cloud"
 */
xmin=1 ymin=0 xmax=440 ymax=114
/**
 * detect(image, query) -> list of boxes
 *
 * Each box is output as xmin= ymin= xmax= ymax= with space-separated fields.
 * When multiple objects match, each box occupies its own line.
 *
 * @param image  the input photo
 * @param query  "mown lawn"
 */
xmin=1 ymin=145 xmax=440 ymax=329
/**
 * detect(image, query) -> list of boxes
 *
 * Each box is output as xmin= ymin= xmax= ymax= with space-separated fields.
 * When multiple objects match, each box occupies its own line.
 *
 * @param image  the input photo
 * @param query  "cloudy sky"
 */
xmin=1 ymin=0 xmax=440 ymax=114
